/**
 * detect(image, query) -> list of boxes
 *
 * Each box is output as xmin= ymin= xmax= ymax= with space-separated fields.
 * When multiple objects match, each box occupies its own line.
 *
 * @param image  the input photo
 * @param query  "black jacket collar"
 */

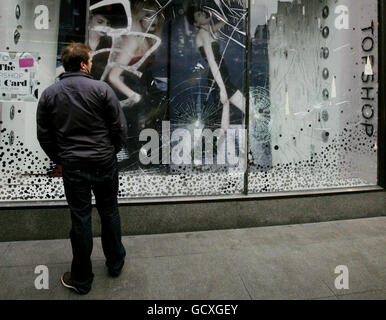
xmin=59 ymin=72 xmax=94 ymax=80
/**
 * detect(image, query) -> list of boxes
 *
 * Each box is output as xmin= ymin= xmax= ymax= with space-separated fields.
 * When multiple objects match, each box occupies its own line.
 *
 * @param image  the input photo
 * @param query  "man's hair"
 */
xmin=61 ymin=43 xmax=91 ymax=72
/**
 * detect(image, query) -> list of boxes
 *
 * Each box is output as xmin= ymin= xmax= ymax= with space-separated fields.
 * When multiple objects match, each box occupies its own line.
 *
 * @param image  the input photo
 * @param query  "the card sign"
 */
xmin=0 ymin=52 xmax=39 ymax=101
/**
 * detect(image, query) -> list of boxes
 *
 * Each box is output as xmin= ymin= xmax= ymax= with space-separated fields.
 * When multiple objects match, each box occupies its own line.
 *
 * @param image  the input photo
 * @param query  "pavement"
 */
xmin=0 ymin=216 xmax=385 ymax=300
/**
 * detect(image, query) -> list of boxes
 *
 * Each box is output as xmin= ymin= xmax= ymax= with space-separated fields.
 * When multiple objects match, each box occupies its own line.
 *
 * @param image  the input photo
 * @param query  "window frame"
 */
xmin=0 ymin=0 xmax=384 ymax=208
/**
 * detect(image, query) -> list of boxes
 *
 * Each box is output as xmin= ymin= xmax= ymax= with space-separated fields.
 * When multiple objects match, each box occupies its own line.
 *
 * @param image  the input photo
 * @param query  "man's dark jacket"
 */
xmin=36 ymin=72 xmax=127 ymax=167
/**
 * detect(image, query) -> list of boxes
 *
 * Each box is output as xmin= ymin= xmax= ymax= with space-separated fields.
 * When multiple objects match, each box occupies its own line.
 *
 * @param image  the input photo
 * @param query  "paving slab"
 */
xmin=310 ymin=295 xmax=338 ymax=300
xmin=0 ymin=243 xmax=10 ymax=266
xmin=350 ymin=237 xmax=386 ymax=275
xmin=300 ymin=239 xmax=385 ymax=296
xmin=121 ymin=230 xmax=228 ymax=259
xmin=0 ymin=240 xmax=72 ymax=267
xmin=0 ymin=238 xmax=105 ymax=267
xmin=209 ymin=225 xmax=304 ymax=250
xmin=0 ymin=264 xmax=70 ymax=300
xmin=70 ymin=252 xmax=251 ymax=300
xmin=337 ymin=290 xmax=386 ymax=300
xmin=226 ymin=245 xmax=334 ymax=300
xmin=0 ymin=217 xmax=384 ymax=300
xmin=332 ymin=217 xmax=386 ymax=240
xmin=212 ymin=218 xmax=374 ymax=252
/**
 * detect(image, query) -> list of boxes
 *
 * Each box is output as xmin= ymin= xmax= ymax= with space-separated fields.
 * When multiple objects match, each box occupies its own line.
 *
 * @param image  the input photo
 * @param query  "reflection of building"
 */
xmin=254 ymin=24 xmax=268 ymax=41
xmin=252 ymin=24 xmax=268 ymax=57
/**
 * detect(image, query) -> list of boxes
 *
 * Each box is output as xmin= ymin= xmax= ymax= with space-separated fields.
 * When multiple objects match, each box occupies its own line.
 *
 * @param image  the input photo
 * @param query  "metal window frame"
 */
xmin=378 ymin=0 xmax=386 ymax=188
xmin=0 ymin=0 xmax=384 ymax=208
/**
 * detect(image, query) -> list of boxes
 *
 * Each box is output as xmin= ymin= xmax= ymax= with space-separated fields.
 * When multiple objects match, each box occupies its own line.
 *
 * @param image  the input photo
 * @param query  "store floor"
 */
xmin=0 ymin=217 xmax=385 ymax=300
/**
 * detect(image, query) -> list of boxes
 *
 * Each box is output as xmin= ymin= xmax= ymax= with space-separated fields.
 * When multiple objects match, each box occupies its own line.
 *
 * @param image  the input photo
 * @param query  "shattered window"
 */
xmin=0 ymin=0 xmax=380 ymax=202
xmin=248 ymin=0 xmax=379 ymax=192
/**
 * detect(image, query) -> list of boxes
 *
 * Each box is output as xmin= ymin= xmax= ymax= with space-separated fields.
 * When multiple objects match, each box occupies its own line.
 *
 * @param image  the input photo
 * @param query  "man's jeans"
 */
xmin=62 ymin=157 xmax=126 ymax=294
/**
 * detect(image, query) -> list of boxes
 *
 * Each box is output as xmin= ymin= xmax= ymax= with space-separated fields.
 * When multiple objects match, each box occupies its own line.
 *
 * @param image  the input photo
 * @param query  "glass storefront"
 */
xmin=0 ymin=0 xmax=381 ymax=202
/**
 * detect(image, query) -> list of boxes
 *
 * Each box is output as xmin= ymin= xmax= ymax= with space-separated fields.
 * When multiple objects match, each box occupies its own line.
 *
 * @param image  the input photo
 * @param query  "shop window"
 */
xmin=248 ymin=0 xmax=379 ymax=192
xmin=0 ymin=0 xmax=381 ymax=202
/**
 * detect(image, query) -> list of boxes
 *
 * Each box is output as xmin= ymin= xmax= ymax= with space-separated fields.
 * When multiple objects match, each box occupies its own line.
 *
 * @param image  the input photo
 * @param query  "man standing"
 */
xmin=37 ymin=43 xmax=128 ymax=295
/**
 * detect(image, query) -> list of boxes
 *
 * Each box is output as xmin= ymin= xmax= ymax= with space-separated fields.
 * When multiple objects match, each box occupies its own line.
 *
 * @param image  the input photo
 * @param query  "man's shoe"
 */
xmin=107 ymin=260 xmax=125 ymax=278
xmin=61 ymin=272 xmax=81 ymax=294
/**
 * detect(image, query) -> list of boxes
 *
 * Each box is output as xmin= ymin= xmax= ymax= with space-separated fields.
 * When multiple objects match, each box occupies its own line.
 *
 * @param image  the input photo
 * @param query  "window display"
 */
xmin=248 ymin=0 xmax=379 ymax=192
xmin=0 ymin=0 xmax=381 ymax=202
